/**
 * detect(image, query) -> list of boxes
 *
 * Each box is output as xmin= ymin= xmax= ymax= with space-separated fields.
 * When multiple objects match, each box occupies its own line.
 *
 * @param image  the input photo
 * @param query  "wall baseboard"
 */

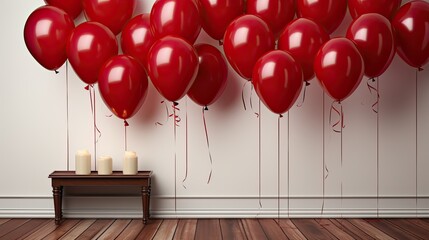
xmin=1 ymin=195 xmax=428 ymax=218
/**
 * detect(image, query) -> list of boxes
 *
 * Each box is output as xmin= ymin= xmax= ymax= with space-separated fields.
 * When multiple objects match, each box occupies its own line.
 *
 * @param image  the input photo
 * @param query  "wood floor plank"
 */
xmin=59 ymin=219 xmax=95 ymax=239
xmin=330 ymin=219 xmax=374 ymax=240
xmin=194 ymin=219 xmax=222 ymax=240
xmin=317 ymin=219 xmax=354 ymax=240
xmin=96 ymin=219 xmax=131 ymax=240
xmin=408 ymin=219 xmax=429 ymax=232
xmin=153 ymin=219 xmax=179 ymax=240
xmin=173 ymin=219 xmax=197 ymax=240
xmin=115 ymin=219 xmax=146 ymax=240
xmin=365 ymin=219 xmax=420 ymax=240
xmin=259 ymin=219 xmax=289 ymax=239
xmin=278 ymin=219 xmax=307 ymax=240
xmin=386 ymin=219 xmax=429 ymax=239
xmin=75 ymin=219 xmax=113 ymax=240
xmin=42 ymin=219 xmax=82 ymax=240
xmin=219 ymin=219 xmax=246 ymax=240
xmin=348 ymin=219 xmax=394 ymax=240
xmin=241 ymin=219 xmax=268 ymax=240
xmin=21 ymin=220 xmax=57 ymax=240
xmin=135 ymin=219 xmax=162 ymax=239
xmin=0 ymin=219 xmax=10 ymax=226
xmin=292 ymin=219 xmax=336 ymax=240
xmin=0 ymin=219 xmax=30 ymax=237
xmin=0 ymin=219 xmax=48 ymax=240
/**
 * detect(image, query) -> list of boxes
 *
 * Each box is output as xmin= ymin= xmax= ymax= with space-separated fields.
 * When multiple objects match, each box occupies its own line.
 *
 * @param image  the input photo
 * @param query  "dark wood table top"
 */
xmin=49 ymin=171 xmax=152 ymax=179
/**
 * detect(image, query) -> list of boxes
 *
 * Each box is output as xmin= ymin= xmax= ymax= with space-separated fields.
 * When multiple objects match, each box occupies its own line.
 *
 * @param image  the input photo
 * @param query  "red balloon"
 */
xmin=314 ymin=38 xmax=364 ymax=101
xmin=198 ymin=0 xmax=244 ymax=41
xmin=24 ymin=6 xmax=74 ymax=71
xmin=246 ymin=0 xmax=295 ymax=38
xmin=98 ymin=55 xmax=148 ymax=120
xmin=392 ymin=1 xmax=429 ymax=69
xmin=151 ymin=0 xmax=201 ymax=44
xmin=188 ymin=44 xmax=228 ymax=107
xmin=278 ymin=18 xmax=329 ymax=81
xmin=147 ymin=36 xmax=199 ymax=102
xmin=252 ymin=50 xmax=303 ymax=114
xmin=296 ymin=0 xmax=347 ymax=34
xmin=223 ymin=14 xmax=275 ymax=80
xmin=44 ymin=0 xmax=82 ymax=19
xmin=348 ymin=0 xmax=401 ymax=20
xmin=121 ymin=14 xmax=156 ymax=70
xmin=83 ymin=0 xmax=136 ymax=35
xmin=67 ymin=22 xmax=118 ymax=85
xmin=347 ymin=13 xmax=395 ymax=78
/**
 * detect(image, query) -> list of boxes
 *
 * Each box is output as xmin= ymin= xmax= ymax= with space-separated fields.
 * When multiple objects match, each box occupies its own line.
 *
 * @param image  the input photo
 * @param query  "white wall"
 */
xmin=1 ymin=0 xmax=428 ymax=218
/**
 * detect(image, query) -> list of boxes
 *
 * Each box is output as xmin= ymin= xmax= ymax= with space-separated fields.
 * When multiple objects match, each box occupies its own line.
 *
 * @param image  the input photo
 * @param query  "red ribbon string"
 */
xmin=173 ymin=103 xmax=178 ymax=212
xmin=172 ymin=102 xmax=181 ymax=127
xmin=85 ymin=84 xmax=101 ymax=165
xmin=66 ymin=61 xmax=70 ymax=171
xmin=277 ymin=114 xmax=283 ymax=221
xmin=258 ymin=100 xmax=262 ymax=210
xmin=155 ymin=100 xmax=170 ymax=126
xmin=250 ymin=84 xmax=259 ymax=118
xmin=329 ymin=100 xmax=345 ymax=133
xmin=182 ymin=99 xmax=189 ymax=189
xmin=124 ymin=120 xmax=129 ymax=151
xmin=202 ymin=107 xmax=214 ymax=184
xmin=241 ymin=81 xmax=249 ymax=111
xmin=321 ymin=163 xmax=330 ymax=215
xmin=367 ymin=78 xmax=380 ymax=113
xmin=297 ymin=81 xmax=310 ymax=107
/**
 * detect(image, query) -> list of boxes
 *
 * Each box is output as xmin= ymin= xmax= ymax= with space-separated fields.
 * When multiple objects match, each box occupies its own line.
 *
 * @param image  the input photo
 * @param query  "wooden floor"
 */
xmin=0 ymin=218 xmax=428 ymax=239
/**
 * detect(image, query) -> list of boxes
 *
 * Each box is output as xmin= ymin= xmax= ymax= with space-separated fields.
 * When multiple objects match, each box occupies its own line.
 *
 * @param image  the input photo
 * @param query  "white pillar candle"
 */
xmin=123 ymin=151 xmax=138 ymax=175
xmin=97 ymin=156 xmax=112 ymax=175
xmin=75 ymin=150 xmax=91 ymax=175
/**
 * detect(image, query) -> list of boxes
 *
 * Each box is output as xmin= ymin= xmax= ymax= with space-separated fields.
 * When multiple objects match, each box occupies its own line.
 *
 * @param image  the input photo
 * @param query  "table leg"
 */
xmin=53 ymin=186 xmax=63 ymax=225
xmin=142 ymin=186 xmax=150 ymax=224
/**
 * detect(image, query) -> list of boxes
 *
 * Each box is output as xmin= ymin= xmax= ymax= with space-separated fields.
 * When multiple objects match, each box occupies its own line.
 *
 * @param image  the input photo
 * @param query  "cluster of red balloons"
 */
xmin=223 ymin=0 xmax=429 ymax=114
xmin=24 ymin=0 xmax=429 ymax=119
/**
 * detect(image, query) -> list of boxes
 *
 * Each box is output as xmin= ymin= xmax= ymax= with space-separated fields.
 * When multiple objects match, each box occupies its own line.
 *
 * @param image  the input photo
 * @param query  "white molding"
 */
xmin=1 ymin=194 xmax=429 ymax=199
xmin=0 ymin=195 xmax=428 ymax=218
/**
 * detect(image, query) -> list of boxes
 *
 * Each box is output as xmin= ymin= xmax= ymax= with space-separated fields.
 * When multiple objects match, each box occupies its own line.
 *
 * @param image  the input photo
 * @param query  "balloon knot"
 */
xmin=54 ymin=70 xmax=59 ymax=74
xmin=418 ymin=67 xmax=424 ymax=72
xmin=204 ymin=106 xmax=209 ymax=111
xmin=371 ymin=78 xmax=376 ymax=82
xmin=124 ymin=120 xmax=129 ymax=127
xmin=84 ymin=85 xmax=90 ymax=90
xmin=305 ymin=81 xmax=310 ymax=86
xmin=279 ymin=114 xmax=284 ymax=118
xmin=218 ymin=40 xmax=224 ymax=46
xmin=173 ymin=101 xmax=179 ymax=106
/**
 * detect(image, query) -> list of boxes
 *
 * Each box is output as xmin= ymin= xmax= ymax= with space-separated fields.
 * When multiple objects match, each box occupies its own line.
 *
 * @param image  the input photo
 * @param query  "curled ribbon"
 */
xmin=250 ymin=84 xmax=259 ymax=118
xmin=241 ymin=81 xmax=250 ymax=111
xmin=155 ymin=100 xmax=170 ymax=126
xmin=203 ymin=107 xmax=214 ymax=184
xmin=172 ymin=102 xmax=181 ymax=127
xmin=329 ymin=100 xmax=345 ymax=133
xmin=296 ymin=81 xmax=311 ymax=107
xmin=366 ymin=78 xmax=380 ymax=113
